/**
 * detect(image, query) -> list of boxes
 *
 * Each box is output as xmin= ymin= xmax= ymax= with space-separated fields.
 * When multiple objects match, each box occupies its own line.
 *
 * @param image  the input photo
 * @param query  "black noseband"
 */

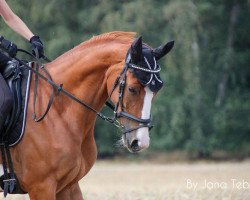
xmin=116 ymin=111 xmax=151 ymax=124
xmin=116 ymin=112 xmax=153 ymax=134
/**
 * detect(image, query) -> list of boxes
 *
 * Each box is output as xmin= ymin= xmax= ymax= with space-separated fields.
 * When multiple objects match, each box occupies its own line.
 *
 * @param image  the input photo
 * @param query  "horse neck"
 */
xmin=45 ymin=42 xmax=127 ymax=133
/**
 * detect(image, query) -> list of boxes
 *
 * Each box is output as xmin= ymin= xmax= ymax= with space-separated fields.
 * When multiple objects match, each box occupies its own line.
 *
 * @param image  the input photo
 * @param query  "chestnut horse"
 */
xmin=0 ymin=31 xmax=174 ymax=199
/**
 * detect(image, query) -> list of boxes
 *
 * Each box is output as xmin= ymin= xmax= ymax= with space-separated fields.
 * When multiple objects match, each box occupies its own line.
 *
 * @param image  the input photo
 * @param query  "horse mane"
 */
xmin=79 ymin=31 xmax=136 ymax=48
xmin=50 ymin=31 xmax=136 ymax=65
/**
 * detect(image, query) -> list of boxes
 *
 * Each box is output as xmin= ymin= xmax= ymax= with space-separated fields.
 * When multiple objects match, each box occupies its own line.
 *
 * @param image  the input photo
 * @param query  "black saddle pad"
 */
xmin=4 ymin=64 xmax=32 ymax=146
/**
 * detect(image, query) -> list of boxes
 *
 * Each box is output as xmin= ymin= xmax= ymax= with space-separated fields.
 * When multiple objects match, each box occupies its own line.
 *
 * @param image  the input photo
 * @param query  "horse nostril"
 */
xmin=130 ymin=139 xmax=140 ymax=151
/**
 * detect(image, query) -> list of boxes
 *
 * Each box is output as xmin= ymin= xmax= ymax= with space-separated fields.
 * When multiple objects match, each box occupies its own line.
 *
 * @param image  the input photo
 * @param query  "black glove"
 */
xmin=30 ymin=35 xmax=44 ymax=58
xmin=0 ymin=36 xmax=17 ymax=58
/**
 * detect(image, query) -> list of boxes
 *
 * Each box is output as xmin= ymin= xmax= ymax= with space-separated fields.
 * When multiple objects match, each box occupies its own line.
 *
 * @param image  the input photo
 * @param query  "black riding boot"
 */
xmin=0 ymin=73 xmax=13 ymax=136
xmin=0 ymin=50 xmax=13 ymax=135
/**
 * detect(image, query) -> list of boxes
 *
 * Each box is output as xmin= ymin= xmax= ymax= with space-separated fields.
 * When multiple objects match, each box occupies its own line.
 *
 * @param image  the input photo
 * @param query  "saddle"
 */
xmin=0 ymin=60 xmax=32 ymax=196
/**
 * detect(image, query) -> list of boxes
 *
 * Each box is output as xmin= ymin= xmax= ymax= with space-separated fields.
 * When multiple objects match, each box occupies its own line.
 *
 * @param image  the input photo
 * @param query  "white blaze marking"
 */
xmin=136 ymin=87 xmax=153 ymax=148
xmin=141 ymin=87 xmax=154 ymax=119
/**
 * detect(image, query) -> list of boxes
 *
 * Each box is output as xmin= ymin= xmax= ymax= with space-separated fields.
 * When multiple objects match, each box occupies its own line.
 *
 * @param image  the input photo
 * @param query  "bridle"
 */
xmin=106 ymin=53 xmax=161 ymax=134
xmin=10 ymin=49 xmax=161 ymax=134
xmin=107 ymin=65 xmax=153 ymax=134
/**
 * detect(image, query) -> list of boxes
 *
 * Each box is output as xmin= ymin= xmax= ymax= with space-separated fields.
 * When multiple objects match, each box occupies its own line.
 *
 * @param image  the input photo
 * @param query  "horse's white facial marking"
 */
xmin=141 ymin=87 xmax=154 ymax=119
xmin=136 ymin=86 xmax=153 ymax=149
xmin=122 ymin=86 xmax=153 ymax=152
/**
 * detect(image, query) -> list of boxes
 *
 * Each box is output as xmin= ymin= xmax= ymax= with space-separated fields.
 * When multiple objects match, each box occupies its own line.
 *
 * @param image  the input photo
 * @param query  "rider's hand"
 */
xmin=30 ymin=35 xmax=44 ymax=58
xmin=0 ymin=36 xmax=17 ymax=58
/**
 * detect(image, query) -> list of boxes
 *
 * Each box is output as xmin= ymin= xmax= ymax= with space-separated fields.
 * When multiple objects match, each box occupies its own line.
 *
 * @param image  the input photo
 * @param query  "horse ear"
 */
xmin=153 ymin=40 xmax=174 ymax=60
xmin=130 ymin=36 xmax=142 ymax=63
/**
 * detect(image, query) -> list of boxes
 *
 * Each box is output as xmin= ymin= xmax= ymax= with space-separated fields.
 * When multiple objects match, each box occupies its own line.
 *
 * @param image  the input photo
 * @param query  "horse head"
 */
xmin=107 ymin=36 xmax=174 ymax=153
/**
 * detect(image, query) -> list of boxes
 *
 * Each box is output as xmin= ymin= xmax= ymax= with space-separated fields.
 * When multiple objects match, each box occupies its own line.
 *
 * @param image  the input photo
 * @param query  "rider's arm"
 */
xmin=0 ymin=0 xmax=44 ymax=58
xmin=0 ymin=0 xmax=34 ymax=41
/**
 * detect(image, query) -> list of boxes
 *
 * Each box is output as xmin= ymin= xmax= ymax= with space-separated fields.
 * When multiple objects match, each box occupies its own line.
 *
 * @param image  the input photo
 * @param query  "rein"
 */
xmin=12 ymin=49 xmax=154 ymax=134
xmin=13 ymin=53 xmax=117 ymax=125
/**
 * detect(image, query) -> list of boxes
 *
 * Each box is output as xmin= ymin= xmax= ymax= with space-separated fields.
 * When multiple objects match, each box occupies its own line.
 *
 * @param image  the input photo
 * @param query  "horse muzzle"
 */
xmin=122 ymin=125 xmax=151 ymax=153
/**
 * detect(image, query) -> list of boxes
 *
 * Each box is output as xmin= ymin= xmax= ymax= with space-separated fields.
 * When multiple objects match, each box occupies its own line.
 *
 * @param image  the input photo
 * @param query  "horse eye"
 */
xmin=128 ymin=87 xmax=138 ymax=95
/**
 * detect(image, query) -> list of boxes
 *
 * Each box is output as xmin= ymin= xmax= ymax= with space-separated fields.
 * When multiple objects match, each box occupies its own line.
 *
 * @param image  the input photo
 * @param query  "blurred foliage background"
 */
xmin=1 ymin=0 xmax=249 ymax=159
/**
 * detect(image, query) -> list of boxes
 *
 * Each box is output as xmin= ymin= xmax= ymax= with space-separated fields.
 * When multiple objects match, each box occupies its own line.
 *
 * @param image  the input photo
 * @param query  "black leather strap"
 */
xmin=116 ymin=111 xmax=152 ymax=124
xmin=32 ymin=49 xmax=55 ymax=122
xmin=0 ymin=142 xmax=16 ymax=197
xmin=5 ymin=145 xmax=16 ymax=193
xmin=122 ymin=124 xmax=153 ymax=134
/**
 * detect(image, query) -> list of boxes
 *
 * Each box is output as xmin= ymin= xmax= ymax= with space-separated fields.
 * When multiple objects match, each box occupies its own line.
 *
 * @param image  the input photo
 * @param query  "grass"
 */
xmin=4 ymin=160 xmax=250 ymax=200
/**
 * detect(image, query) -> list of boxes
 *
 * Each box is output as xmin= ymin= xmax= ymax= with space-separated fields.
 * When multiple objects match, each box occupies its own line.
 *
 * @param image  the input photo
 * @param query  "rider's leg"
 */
xmin=0 ymin=52 xmax=13 ymax=134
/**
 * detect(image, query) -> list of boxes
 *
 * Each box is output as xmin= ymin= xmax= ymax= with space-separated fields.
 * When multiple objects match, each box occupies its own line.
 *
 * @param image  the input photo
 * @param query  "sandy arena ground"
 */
xmin=3 ymin=160 xmax=250 ymax=200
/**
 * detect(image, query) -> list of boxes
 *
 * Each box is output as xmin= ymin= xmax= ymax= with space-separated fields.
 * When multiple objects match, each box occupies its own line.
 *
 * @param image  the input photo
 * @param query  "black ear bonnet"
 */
xmin=126 ymin=44 xmax=163 ymax=92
